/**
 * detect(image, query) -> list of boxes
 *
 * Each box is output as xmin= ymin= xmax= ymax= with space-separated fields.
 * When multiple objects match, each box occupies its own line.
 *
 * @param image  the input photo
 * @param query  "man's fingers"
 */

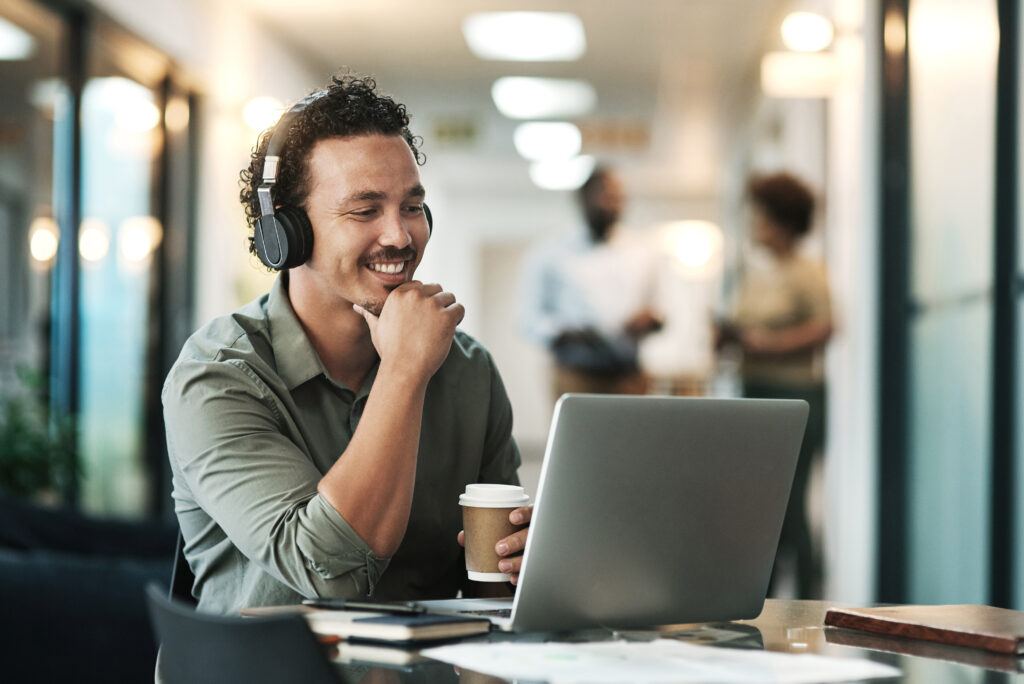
xmin=495 ymin=528 xmax=527 ymax=556
xmin=456 ymin=530 xmax=465 ymax=547
xmin=495 ymin=505 xmax=532 ymax=580
xmin=498 ymin=555 xmax=523 ymax=576
xmin=433 ymin=291 xmax=457 ymax=308
xmin=448 ymin=302 xmax=466 ymax=326
xmin=353 ymin=303 xmax=378 ymax=332
xmin=509 ymin=505 xmax=533 ymax=525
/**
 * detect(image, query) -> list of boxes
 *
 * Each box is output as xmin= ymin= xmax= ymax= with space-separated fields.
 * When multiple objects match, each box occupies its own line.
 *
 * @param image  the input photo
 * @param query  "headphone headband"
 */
xmin=263 ymin=91 xmax=327 ymax=174
xmin=258 ymin=91 xmax=328 ymax=220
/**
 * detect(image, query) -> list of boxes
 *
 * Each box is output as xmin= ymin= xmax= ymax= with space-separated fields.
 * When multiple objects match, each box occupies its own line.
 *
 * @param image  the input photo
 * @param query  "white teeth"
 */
xmin=369 ymin=262 xmax=405 ymax=275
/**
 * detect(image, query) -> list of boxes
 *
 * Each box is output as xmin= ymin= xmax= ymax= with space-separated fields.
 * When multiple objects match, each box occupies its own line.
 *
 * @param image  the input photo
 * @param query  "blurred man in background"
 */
xmin=519 ymin=166 xmax=663 ymax=398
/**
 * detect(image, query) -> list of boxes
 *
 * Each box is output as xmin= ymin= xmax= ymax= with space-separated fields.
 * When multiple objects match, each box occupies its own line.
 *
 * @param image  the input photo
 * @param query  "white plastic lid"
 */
xmin=459 ymin=483 xmax=530 ymax=508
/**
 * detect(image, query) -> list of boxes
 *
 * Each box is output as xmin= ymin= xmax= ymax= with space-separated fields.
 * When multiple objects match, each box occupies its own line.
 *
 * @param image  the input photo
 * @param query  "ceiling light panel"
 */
xmin=491 ymin=77 xmax=596 ymax=119
xmin=463 ymin=12 xmax=585 ymax=61
xmin=513 ymin=122 xmax=582 ymax=161
xmin=529 ymin=155 xmax=596 ymax=191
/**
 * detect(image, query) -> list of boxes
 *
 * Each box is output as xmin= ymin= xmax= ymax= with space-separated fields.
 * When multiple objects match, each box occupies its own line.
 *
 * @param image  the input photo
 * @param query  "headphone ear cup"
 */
xmin=272 ymin=206 xmax=314 ymax=269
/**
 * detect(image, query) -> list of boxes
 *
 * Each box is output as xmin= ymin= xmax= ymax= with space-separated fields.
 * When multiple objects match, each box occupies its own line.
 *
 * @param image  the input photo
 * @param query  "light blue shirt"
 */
xmin=518 ymin=225 xmax=643 ymax=367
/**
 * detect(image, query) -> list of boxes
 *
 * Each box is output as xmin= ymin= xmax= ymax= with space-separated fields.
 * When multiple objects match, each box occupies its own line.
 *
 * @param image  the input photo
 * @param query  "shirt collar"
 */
xmin=266 ymin=273 xmax=381 ymax=395
xmin=266 ymin=273 xmax=326 ymax=391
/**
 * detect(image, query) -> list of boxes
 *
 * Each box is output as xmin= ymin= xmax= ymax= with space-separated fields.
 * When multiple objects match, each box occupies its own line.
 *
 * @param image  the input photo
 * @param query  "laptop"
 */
xmin=420 ymin=393 xmax=808 ymax=632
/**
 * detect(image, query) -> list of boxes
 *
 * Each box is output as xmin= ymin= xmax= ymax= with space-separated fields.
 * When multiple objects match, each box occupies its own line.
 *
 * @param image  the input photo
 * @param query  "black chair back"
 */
xmin=145 ymin=583 xmax=344 ymax=684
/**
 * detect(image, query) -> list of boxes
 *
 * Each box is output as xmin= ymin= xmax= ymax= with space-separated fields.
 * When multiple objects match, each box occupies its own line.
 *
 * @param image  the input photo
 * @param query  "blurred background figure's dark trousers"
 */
xmin=744 ymin=382 xmax=826 ymax=599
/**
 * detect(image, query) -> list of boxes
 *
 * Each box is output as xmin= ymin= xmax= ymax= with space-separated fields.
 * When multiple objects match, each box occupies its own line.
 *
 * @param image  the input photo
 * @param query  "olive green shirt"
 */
xmin=162 ymin=275 xmax=520 ymax=615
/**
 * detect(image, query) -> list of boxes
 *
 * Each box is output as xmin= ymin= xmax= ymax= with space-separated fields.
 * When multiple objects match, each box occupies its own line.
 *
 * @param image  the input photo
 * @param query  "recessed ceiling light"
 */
xmin=491 ymin=77 xmax=596 ymax=119
xmin=0 ymin=18 xmax=34 ymax=60
xmin=761 ymin=52 xmax=839 ymax=98
xmin=116 ymin=99 xmax=161 ymax=132
xmin=780 ymin=11 xmax=835 ymax=52
xmin=529 ymin=155 xmax=596 ymax=191
xmin=29 ymin=217 xmax=59 ymax=263
xmin=463 ymin=12 xmax=585 ymax=61
xmin=79 ymin=219 xmax=111 ymax=263
xmin=513 ymin=122 xmax=582 ymax=161
xmin=119 ymin=216 xmax=163 ymax=263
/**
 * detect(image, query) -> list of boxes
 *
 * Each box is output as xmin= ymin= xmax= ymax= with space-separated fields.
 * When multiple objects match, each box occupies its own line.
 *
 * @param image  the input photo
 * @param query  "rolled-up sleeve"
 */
xmin=164 ymin=357 xmax=389 ymax=601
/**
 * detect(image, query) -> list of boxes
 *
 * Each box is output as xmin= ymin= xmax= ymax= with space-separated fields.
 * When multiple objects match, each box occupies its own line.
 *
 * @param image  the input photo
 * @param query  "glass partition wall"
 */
xmin=880 ymin=0 xmax=1023 ymax=607
xmin=905 ymin=0 xmax=998 ymax=605
xmin=78 ymin=22 xmax=168 ymax=513
xmin=0 ymin=0 xmax=64 ymax=401
xmin=0 ymin=0 xmax=195 ymax=518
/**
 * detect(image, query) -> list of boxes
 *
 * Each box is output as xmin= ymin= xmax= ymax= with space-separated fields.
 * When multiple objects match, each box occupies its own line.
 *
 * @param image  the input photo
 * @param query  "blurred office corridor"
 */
xmin=1 ymin=0 xmax=1022 ymax=612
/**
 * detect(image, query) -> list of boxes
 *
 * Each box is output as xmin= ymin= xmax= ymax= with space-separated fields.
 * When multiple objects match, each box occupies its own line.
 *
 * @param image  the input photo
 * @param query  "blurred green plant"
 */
xmin=0 ymin=369 xmax=79 ymax=499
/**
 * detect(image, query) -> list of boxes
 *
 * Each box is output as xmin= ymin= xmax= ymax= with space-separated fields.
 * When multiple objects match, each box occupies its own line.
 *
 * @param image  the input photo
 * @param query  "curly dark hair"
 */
xmin=239 ymin=73 xmax=424 ymax=255
xmin=746 ymin=172 xmax=815 ymax=237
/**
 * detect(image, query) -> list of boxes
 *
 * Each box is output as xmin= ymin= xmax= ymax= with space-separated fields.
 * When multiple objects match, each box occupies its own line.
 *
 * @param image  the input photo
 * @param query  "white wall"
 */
xmin=823 ymin=0 xmax=879 ymax=605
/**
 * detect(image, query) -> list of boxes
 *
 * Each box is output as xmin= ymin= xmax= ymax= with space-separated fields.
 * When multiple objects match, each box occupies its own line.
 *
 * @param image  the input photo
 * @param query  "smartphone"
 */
xmin=301 ymin=598 xmax=426 ymax=614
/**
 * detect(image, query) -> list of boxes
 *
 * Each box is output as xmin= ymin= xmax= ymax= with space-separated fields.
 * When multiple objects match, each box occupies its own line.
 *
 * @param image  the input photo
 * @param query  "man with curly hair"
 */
xmin=162 ymin=74 xmax=529 ymax=613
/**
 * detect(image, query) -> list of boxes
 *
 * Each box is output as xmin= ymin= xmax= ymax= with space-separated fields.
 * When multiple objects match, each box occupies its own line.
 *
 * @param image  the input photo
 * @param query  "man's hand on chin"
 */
xmin=353 ymin=280 xmax=465 ymax=384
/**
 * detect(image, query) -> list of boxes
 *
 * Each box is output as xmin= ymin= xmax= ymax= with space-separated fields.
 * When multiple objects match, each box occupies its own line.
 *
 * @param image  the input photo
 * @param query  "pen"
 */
xmin=301 ymin=598 xmax=427 ymax=614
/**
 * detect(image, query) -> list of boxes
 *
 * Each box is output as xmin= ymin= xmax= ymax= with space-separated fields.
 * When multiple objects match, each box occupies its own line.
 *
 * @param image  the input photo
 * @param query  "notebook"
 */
xmin=305 ymin=611 xmax=489 ymax=644
xmin=420 ymin=393 xmax=808 ymax=632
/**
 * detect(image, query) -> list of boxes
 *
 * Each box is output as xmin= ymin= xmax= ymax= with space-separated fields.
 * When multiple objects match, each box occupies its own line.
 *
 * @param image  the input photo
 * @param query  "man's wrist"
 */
xmin=378 ymin=358 xmax=432 ymax=394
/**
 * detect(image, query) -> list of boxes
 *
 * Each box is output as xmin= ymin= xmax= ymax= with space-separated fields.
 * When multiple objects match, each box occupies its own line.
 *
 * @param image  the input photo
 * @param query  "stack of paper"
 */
xmin=422 ymin=639 xmax=900 ymax=683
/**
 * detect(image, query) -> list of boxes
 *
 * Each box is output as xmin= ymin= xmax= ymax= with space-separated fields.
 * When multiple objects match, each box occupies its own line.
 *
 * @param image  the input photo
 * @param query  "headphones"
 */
xmin=254 ymin=92 xmax=433 ymax=270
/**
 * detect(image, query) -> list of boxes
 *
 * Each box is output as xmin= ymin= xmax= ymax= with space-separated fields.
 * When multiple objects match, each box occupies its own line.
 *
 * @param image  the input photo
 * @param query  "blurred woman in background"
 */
xmin=719 ymin=171 xmax=832 ymax=598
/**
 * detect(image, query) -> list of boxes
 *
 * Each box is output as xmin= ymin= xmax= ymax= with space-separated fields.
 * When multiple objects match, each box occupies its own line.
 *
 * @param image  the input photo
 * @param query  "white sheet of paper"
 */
xmin=421 ymin=639 xmax=901 ymax=683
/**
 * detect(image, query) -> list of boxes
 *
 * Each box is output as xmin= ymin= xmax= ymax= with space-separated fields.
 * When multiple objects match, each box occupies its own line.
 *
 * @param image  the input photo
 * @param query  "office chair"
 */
xmin=145 ymin=583 xmax=345 ymax=684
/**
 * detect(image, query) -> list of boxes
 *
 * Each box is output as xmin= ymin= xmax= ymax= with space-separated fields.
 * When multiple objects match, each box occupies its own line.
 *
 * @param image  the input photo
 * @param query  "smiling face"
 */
xmin=297 ymin=134 xmax=430 ymax=316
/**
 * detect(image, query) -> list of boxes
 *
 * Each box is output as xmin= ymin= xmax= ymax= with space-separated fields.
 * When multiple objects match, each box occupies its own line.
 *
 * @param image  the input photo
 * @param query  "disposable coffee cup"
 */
xmin=460 ymin=484 xmax=530 ymax=582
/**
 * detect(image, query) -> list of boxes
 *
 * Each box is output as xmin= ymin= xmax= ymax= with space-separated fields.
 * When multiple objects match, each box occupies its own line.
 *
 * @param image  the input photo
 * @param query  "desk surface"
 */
xmin=324 ymin=600 xmax=1024 ymax=683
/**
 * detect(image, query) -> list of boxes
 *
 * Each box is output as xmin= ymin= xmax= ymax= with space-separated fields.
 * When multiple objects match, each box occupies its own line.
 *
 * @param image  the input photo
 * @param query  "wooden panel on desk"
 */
xmin=824 ymin=604 xmax=1024 ymax=655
